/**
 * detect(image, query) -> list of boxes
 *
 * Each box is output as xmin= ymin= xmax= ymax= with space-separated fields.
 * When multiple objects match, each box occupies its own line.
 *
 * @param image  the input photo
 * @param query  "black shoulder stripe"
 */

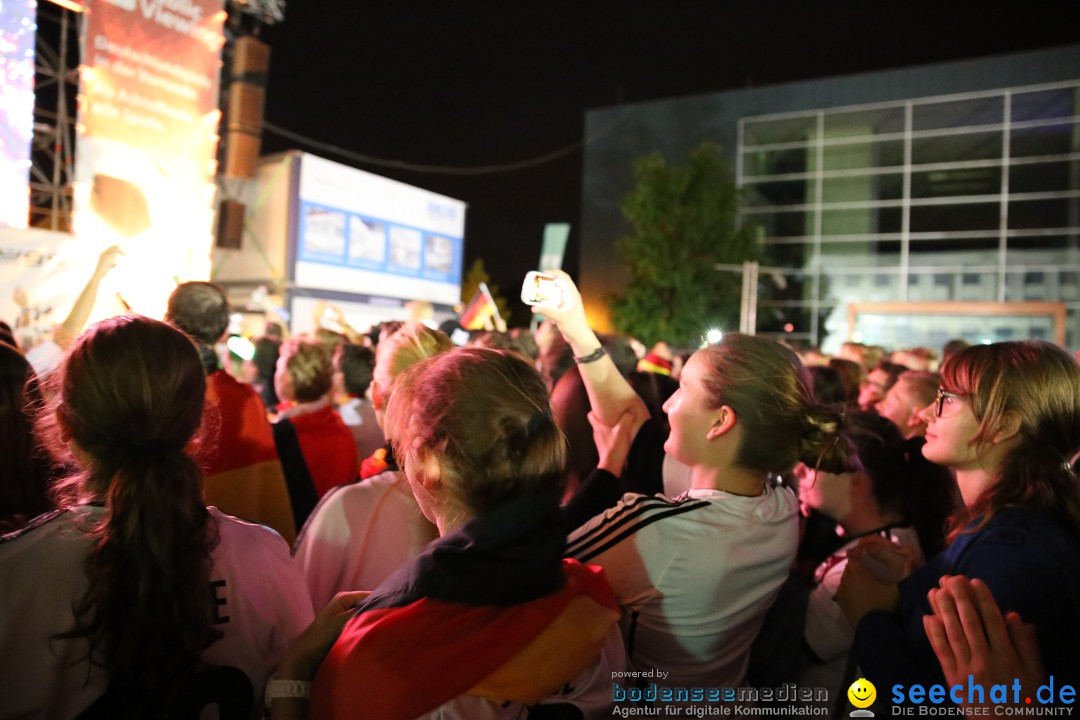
xmin=567 ymin=497 xmax=710 ymax=560
xmin=0 ymin=508 xmax=66 ymax=544
xmin=573 ymin=500 xmax=711 ymax=563
xmin=564 ymin=494 xmax=689 ymax=556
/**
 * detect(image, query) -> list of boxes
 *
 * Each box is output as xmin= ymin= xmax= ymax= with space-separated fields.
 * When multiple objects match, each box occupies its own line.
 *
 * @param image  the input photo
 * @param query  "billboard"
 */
xmin=293 ymin=154 xmax=466 ymax=306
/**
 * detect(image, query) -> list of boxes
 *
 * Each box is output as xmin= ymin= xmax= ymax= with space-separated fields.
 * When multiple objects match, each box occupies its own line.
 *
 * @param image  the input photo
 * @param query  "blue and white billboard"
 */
xmin=294 ymin=153 xmax=465 ymax=306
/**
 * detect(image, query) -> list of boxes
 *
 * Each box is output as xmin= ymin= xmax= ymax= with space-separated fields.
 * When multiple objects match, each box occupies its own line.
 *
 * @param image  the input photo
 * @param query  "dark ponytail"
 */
xmin=47 ymin=316 xmax=219 ymax=714
xmin=0 ymin=342 xmax=54 ymax=530
xmin=841 ymin=412 xmax=957 ymax=557
xmin=899 ymin=435 xmax=958 ymax=557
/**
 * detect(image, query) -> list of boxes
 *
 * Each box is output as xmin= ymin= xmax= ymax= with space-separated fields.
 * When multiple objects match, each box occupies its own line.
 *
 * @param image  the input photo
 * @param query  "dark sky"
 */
xmin=259 ymin=4 xmax=1080 ymax=325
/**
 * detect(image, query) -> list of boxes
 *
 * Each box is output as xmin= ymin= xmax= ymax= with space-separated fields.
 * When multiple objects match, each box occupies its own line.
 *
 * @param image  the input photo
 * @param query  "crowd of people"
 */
xmin=0 ymin=267 xmax=1078 ymax=719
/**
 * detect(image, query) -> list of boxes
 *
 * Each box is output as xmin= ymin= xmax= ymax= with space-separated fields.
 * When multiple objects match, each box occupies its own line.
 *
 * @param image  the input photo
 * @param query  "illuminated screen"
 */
xmin=294 ymin=153 xmax=465 ymax=306
xmin=0 ymin=0 xmax=37 ymax=228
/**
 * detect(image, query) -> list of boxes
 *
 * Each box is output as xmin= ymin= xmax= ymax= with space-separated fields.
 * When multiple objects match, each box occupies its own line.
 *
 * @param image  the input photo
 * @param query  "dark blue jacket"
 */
xmin=852 ymin=507 xmax=1080 ymax=692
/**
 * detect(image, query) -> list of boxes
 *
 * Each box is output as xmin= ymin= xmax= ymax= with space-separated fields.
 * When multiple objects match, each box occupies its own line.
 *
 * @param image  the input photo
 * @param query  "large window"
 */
xmin=738 ymin=82 xmax=1080 ymax=351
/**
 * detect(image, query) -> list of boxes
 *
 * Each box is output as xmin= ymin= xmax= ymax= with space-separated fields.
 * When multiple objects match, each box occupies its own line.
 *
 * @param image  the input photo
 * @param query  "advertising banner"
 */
xmin=73 ymin=0 xmax=225 ymax=320
xmin=294 ymin=153 xmax=467 ymax=306
xmin=0 ymin=0 xmax=37 ymax=229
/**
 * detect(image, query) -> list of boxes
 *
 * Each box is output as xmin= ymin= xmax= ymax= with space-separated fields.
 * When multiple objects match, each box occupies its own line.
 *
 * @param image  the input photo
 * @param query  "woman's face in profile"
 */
xmin=661 ymin=352 xmax=717 ymax=467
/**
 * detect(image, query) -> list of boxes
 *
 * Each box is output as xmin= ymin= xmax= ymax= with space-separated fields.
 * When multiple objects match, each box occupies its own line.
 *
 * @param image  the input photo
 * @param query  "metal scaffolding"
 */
xmin=28 ymin=3 xmax=78 ymax=231
xmin=25 ymin=0 xmax=285 ymax=232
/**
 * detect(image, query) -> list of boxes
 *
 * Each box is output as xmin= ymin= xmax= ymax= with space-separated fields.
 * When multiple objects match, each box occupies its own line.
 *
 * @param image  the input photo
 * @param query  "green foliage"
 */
xmin=609 ymin=141 xmax=758 ymax=347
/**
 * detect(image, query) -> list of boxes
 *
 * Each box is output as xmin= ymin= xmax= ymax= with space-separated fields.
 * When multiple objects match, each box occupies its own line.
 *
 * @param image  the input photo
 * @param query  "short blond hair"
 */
xmin=373 ymin=323 xmax=454 ymax=405
xmin=281 ymin=338 xmax=332 ymax=402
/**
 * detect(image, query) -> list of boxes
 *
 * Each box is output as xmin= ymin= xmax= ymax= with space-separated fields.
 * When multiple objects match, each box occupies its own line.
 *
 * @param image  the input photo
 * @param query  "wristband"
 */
xmin=573 ymin=347 xmax=606 ymax=364
xmin=265 ymin=678 xmax=311 ymax=709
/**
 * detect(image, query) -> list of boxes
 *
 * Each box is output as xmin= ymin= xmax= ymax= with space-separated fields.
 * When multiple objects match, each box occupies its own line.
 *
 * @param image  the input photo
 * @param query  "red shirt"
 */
xmin=198 ymin=371 xmax=296 ymax=543
xmin=288 ymin=403 xmax=359 ymax=499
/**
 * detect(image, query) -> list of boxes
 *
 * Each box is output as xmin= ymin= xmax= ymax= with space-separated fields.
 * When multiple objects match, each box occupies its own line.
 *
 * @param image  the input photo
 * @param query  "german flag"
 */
xmin=310 ymin=492 xmax=618 ymax=719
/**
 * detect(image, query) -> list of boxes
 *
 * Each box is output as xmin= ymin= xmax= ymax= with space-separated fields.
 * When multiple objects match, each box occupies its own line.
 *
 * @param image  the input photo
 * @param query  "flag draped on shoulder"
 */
xmin=310 ymin=490 xmax=618 ymax=720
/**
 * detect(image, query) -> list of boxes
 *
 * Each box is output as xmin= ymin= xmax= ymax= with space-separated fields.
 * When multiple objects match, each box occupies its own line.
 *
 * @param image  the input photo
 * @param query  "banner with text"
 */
xmin=74 ymin=0 xmax=225 ymax=320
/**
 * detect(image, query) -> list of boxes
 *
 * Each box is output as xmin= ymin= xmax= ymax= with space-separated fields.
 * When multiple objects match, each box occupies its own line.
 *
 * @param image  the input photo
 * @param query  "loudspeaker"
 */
xmin=216 ymin=199 xmax=245 ymax=249
xmin=227 ymin=83 xmax=265 ymax=131
xmin=232 ymin=36 xmax=270 ymax=82
xmin=224 ymin=129 xmax=261 ymax=178
xmin=222 ymin=37 xmax=270 ymax=178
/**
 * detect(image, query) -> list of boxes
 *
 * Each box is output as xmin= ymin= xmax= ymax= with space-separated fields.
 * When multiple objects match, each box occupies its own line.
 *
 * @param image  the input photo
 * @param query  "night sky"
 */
xmin=259 ymin=4 xmax=1080 ymax=326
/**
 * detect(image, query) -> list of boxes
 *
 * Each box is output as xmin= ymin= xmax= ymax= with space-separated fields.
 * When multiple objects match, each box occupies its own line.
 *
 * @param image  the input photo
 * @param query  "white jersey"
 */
xmin=0 ymin=506 xmax=313 ymax=720
xmin=293 ymin=470 xmax=438 ymax=608
xmin=566 ymin=485 xmax=799 ymax=689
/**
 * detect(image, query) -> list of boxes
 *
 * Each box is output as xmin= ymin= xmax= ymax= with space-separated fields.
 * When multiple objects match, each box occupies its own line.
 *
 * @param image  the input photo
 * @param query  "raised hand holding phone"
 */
xmin=520 ymin=271 xmax=565 ymax=310
xmin=524 ymin=270 xmax=589 ymax=343
xmin=526 ymin=270 xmax=649 ymax=432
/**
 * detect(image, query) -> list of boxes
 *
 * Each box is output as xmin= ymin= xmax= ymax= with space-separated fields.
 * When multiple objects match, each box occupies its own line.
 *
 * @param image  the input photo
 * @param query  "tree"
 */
xmin=460 ymin=257 xmax=511 ymax=325
xmin=609 ymin=141 xmax=758 ymax=348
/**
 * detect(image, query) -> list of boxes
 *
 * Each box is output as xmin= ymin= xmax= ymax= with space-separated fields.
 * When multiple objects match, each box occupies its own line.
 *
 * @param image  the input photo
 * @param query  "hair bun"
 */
xmin=798 ymin=406 xmax=858 ymax=475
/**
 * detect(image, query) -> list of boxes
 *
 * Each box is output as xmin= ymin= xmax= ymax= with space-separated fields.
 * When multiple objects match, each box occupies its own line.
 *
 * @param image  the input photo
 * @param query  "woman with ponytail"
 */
xmin=838 ymin=340 xmax=1080 ymax=698
xmin=539 ymin=271 xmax=857 ymax=690
xmin=0 ymin=316 xmax=313 ymax=718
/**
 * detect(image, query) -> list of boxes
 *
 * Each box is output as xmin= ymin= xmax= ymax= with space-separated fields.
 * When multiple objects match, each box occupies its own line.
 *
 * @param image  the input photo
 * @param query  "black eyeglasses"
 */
xmin=934 ymin=388 xmax=964 ymax=418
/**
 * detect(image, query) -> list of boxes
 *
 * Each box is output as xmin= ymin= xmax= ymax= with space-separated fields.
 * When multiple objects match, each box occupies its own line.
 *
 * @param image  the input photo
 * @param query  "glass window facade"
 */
xmin=738 ymin=82 xmax=1080 ymax=351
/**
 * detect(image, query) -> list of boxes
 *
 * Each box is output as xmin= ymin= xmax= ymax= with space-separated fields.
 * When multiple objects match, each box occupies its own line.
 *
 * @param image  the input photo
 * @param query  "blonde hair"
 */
xmin=385 ymin=347 xmax=566 ymax=518
xmin=373 ymin=323 xmax=454 ymax=406
xmin=281 ymin=338 xmax=332 ymax=402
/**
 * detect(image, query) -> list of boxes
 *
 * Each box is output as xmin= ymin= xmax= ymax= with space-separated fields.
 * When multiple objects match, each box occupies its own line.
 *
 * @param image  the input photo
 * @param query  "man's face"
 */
xmin=877 ymin=381 xmax=916 ymax=435
xmin=857 ymin=368 xmax=890 ymax=410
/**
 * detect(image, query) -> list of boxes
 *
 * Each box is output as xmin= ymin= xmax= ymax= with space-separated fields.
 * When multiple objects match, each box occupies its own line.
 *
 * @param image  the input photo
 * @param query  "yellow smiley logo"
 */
xmin=848 ymin=678 xmax=877 ymax=709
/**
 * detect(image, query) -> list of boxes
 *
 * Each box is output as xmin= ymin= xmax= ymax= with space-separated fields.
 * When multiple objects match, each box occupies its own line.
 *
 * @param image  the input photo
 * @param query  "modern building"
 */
xmin=580 ymin=45 xmax=1080 ymax=353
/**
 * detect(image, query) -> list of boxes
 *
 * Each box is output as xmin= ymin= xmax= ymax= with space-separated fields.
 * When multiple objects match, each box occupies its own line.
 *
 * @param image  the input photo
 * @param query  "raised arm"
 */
xmin=534 ymin=270 xmax=648 ymax=430
xmin=53 ymin=245 xmax=123 ymax=349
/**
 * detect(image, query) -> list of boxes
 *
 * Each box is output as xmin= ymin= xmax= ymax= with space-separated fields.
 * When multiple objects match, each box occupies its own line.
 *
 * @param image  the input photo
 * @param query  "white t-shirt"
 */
xmin=566 ymin=485 xmax=799 ymax=689
xmin=335 ymin=396 xmax=385 ymax=461
xmin=293 ymin=470 xmax=439 ymax=608
xmin=0 ymin=506 xmax=313 ymax=719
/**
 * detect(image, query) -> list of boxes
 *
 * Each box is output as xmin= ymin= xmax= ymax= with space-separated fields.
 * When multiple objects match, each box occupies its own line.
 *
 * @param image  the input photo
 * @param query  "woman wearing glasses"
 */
xmin=836 ymin=340 xmax=1080 ymax=696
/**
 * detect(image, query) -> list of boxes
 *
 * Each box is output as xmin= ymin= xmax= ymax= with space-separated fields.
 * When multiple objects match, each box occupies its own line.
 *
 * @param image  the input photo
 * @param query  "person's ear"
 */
xmin=416 ymin=451 xmax=443 ymax=491
xmin=706 ymin=405 xmax=736 ymax=441
xmin=992 ymin=410 xmax=1022 ymax=444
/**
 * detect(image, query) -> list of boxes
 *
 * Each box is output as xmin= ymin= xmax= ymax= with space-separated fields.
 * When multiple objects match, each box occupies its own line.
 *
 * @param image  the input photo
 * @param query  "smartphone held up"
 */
xmin=520 ymin=271 xmax=565 ymax=310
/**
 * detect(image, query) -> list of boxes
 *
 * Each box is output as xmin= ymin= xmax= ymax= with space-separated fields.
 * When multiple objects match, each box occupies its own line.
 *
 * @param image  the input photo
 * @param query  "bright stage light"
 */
xmin=706 ymin=329 xmax=723 ymax=344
